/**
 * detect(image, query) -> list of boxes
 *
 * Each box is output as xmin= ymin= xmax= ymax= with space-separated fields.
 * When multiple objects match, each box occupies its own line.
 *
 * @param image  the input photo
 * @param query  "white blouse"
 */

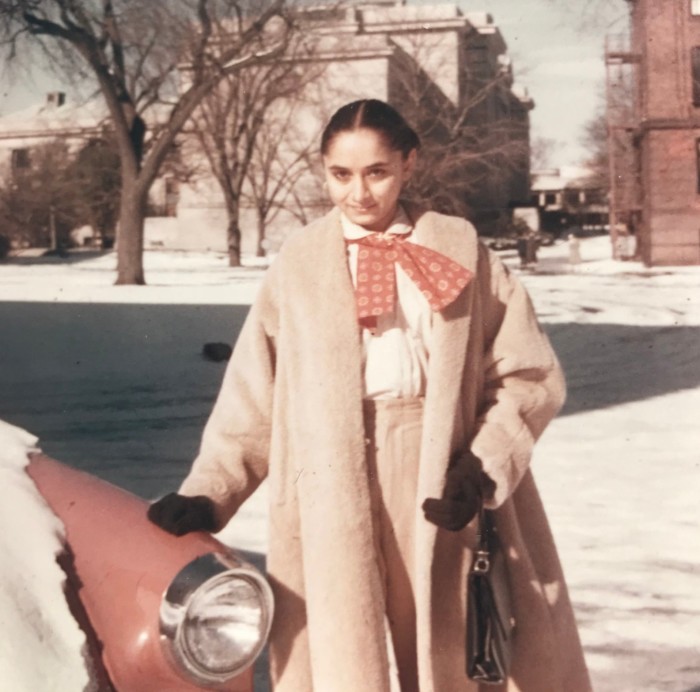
xmin=341 ymin=206 xmax=432 ymax=400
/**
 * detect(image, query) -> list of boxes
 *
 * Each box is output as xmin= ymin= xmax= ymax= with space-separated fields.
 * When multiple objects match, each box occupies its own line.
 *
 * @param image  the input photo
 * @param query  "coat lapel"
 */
xmin=406 ymin=207 xmax=481 ymax=690
xmin=283 ymin=209 xmax=393 ymax=691
xmin=409 ymin=205 xmax=479 ymax=488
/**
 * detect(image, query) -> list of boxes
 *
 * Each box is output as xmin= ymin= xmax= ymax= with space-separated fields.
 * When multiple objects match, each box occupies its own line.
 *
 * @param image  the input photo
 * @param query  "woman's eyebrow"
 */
xmin=328 ymin=161 xmax=390 ymax=171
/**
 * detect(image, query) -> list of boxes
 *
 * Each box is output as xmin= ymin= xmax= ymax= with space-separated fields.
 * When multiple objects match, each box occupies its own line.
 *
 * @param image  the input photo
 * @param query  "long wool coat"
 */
xmin=180 ymin=206 xmax=592 ymax=692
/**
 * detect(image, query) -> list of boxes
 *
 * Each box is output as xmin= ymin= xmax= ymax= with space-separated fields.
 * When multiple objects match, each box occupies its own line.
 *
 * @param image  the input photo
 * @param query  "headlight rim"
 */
xmin=159 ymin=551 xmax=274 ymax=687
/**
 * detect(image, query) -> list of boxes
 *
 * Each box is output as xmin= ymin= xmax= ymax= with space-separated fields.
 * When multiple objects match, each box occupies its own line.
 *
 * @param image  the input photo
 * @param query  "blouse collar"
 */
xmin=340 ymin=204 xmax=413 ymax=241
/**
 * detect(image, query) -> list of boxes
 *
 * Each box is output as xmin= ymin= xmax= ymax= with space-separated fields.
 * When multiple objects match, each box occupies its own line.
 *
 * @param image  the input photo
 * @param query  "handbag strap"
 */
xmin=472 ymin=497 xmax=493 ymax=574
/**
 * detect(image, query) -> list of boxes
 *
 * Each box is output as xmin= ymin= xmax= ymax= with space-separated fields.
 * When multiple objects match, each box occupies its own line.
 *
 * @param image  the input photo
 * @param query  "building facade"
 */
xmin=0 ymin=93 xmax=176 ymax=248
xmin=0 ymin=2 xmax=533 ymax=254
xmin=531 ymin=166 xmax=608 ymax=236
xmin=620 ymin=0 xmax=700 ymax=265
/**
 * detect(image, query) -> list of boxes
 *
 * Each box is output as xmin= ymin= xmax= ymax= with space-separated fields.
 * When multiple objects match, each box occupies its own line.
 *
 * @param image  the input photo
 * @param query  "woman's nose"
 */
xmin=350 ymin=176 xmax=370 ymax=202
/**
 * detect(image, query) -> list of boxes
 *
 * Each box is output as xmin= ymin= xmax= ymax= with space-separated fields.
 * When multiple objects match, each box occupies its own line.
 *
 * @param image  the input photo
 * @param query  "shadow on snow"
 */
xmin=0 ymin=302 xmax=698 ymax=494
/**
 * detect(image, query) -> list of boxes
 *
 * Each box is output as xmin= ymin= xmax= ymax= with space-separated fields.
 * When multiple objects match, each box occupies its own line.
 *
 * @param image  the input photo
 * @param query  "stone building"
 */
xmin=0 ymin=2 xmax=533 ymax=254
xmin=175 ymin=2 xmax=534 ymax=253
xmin=0 ymin=92 xmax=95 ymax=168
xmin=310 ymin=3 xmax=533 ymax=219
xmin=0 ymin=93 xmax=175 ymax=247
xmin=615 ymin=0 xmax=700 ymax=265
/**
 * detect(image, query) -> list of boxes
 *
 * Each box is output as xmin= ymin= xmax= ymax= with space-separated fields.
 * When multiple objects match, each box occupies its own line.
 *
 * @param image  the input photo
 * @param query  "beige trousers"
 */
xmin=364 ymin=398 xmax=424 ymax=692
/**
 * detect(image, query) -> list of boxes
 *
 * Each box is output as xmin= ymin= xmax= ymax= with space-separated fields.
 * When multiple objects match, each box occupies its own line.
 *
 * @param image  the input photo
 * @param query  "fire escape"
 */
xmin=605 ymin=32 xmax=642 ymax=259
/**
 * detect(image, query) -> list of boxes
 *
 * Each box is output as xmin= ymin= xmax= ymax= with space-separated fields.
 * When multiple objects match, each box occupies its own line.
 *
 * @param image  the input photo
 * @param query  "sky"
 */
xmin=447 ymin=0 xmax=630 ymax=168
xmin=1 ymin=236 xmax=699 ymax=691
xmin=0 ymin=1 xmax=630 ymax=170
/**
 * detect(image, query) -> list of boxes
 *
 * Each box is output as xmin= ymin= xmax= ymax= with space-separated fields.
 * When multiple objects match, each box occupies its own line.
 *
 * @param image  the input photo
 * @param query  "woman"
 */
xmin=148 ymin=99 xmax=591 ymax=691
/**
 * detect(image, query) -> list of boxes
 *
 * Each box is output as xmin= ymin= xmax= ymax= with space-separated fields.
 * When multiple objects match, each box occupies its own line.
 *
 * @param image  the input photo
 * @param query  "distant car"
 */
xmin=483 ymin=231 xmax=554 ymax=252
xmin=26 ymin=453 xmax=273 ymax=691
xmin=482 ymin=235 xmax=518 ymax=251
xmin=535 ymin=231 xmax=555 ymax=247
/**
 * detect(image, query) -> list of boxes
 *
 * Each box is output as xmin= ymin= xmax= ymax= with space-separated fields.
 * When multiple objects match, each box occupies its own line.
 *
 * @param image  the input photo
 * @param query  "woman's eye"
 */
xmin=368 ymin=169 xmax=387 ymax=179
xmin=333 ymin=171 xmax=350 ymax=181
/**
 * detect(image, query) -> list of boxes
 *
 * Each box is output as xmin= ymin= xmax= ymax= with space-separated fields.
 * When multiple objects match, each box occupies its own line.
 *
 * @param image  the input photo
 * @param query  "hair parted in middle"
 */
xmin=320 ymin=99 xmax=421 ymax=159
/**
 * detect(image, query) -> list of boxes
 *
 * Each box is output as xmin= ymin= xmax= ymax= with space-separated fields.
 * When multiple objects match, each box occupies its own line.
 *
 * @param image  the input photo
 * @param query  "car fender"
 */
xmin=27 ymin=453 xmax=260 ymax=692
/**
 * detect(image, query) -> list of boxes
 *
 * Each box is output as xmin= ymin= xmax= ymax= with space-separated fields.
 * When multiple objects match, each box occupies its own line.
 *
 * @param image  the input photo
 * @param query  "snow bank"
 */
xmin=0 ymin=421 xmax=92 ymax=692
xmin=0 ymin=249 xmax=267 ymax=304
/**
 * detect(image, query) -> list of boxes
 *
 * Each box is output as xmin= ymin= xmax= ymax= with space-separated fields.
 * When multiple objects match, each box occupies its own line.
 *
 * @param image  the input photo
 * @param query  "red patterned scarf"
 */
xmin=346 ymin=233 xmax=473 ymax=329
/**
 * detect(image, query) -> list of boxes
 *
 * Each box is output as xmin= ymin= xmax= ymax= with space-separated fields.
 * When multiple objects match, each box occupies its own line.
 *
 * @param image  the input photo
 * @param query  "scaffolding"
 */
xmin=605 ymin=32 xmax=642 ymax=259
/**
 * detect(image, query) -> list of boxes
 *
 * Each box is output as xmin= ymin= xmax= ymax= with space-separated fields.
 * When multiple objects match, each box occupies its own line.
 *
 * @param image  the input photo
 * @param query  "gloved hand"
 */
xmin=422 ymin=451 xmax=495 ymax=532
xmin=147 ymin=492 xmax=218 ymax=536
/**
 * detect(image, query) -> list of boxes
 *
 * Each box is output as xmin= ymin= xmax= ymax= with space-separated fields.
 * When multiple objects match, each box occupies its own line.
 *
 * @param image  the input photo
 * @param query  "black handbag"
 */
xmin=466 ymin=503 xmax=515 ymax=684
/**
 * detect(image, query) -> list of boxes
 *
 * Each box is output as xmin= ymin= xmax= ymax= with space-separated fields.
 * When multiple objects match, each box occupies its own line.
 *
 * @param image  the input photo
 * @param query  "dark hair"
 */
xmin=320 ymin=99 xmax=421 ymax=158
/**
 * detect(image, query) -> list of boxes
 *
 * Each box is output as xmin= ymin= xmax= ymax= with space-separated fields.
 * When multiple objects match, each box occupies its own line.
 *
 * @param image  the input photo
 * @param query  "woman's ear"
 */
xmin=403 ymin=148 xmax=417 ymax=179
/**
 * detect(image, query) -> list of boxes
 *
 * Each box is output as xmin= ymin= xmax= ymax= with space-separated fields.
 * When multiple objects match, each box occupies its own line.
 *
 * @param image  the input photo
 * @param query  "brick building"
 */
xmin=618 ymin=0 xmax=700 ymax=265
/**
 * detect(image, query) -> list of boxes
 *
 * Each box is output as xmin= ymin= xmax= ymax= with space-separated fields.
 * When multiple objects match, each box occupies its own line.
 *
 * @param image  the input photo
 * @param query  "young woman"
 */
xmin=148 ymin=99 xmax=591 ymax=692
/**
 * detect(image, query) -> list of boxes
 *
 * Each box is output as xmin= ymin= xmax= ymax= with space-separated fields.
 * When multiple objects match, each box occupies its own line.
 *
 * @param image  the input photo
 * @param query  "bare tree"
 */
xmin=387 ymin=33 xmax=531 ymax=230
xmin=0 ymin=140 xmax=80 ymax=249
xmin=243 ymin=104 xmax=319 ymax=256
xmin=0 ymin=0 xmax=292 ymax=283
xmin=531 ymin=135 xmax=561 ymax=170
xmin=580 ymin=98 xmax=609 ymax=188
xmin=239 ymin=56 xmax=340 ymax=256
xmin=69 ymin=136 xmax=121 ymax=244
xmin=187 ymin=28 xmax=321 ymax=265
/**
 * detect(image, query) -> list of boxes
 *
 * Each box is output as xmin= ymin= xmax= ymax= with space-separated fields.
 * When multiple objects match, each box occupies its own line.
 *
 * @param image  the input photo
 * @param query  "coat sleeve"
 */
xmin=178 ymin=262 xmax=280 ymax=529
xmin=469 ymin=245 xmax=566 ymax=508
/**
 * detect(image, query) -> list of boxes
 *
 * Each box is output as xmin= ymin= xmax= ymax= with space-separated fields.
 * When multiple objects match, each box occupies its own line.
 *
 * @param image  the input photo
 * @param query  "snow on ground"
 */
xmin=0 ymin=421 xmax=92 ymax=691
xmin=1 ymin=236 xmax=699 ymax=691
xmin=0 ymin=248 xmax=267 ymax=304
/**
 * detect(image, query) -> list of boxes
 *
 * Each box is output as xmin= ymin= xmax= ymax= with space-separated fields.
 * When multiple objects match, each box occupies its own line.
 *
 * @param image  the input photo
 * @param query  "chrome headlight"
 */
xmin=159 ymin=552 xmax=274 ymax=687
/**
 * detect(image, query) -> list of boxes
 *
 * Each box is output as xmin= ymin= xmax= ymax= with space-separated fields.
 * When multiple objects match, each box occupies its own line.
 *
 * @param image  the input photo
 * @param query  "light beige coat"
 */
xmin=180 ymin=207 xmax=592 ymax=692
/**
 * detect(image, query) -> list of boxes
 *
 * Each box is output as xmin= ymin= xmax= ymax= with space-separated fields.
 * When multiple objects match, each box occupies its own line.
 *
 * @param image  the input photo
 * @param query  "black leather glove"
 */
xmin=147 ymin=492 xmax=218 ymax=536
xmin=422 ymin=451 xmax=495 ymax=532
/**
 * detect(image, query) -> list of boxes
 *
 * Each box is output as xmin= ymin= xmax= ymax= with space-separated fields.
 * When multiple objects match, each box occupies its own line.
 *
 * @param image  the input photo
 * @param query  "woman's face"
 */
xmin=322 ymin=128 xmax=416 ymax=233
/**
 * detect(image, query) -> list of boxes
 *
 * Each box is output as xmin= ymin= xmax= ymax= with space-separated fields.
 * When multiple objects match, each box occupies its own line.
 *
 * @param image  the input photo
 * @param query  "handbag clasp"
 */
xmin=472 ymin=549 xmax=490 ymax=574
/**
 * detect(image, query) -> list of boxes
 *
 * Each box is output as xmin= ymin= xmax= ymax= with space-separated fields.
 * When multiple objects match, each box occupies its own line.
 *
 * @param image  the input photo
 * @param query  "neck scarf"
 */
xmin=345 ymin=232 xmax=473 ymax=329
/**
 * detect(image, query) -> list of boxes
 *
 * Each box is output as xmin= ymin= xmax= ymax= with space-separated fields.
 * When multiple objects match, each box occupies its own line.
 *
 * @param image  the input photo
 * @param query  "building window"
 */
xmin=692 ymin=0 xmax=700 ymax=16
xmin=468 ymin=45 xmax=489 ymax=65
xmin=693 ymin=47 xmax=700 ymax=105
xmin=11 ymin=148 xmax=30 ymax=172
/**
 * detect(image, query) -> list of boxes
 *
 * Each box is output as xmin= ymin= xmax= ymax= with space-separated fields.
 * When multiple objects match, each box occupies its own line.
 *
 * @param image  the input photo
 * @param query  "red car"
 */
xmin=27 ymin=453 xmax=273 ymax=691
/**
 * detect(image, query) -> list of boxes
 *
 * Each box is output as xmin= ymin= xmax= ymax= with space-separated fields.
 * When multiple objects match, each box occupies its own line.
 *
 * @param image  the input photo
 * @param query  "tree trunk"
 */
xmin=227 ymin=216 xmax=242 ymax=267
xmin=115 ymin=183 xmax=147 ymax=285
xmin=255 ymin=212 xmax=266 ymax=257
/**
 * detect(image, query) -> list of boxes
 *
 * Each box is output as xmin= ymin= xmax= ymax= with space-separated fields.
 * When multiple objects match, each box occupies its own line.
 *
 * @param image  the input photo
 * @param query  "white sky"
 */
xmin=0 ymin=1 xmax=629 ymax=170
